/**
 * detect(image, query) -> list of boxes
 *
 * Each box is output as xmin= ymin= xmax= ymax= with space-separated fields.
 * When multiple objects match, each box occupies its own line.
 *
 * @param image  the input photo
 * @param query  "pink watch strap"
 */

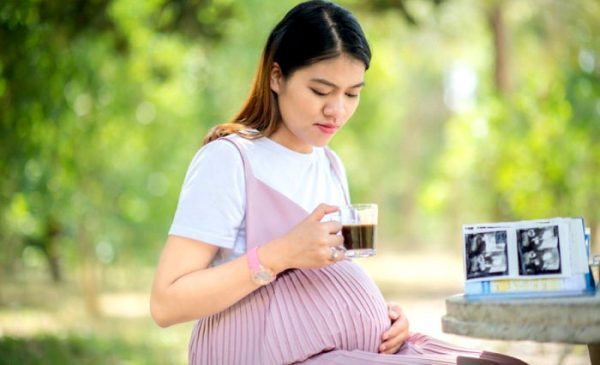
xmin=247 ymin=247 xmax=260 ymax=273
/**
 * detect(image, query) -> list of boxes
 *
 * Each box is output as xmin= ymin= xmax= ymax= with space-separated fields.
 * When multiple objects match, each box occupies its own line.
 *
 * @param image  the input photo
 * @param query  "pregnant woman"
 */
xmin=150 ymin=1 xmax=527 ymax=364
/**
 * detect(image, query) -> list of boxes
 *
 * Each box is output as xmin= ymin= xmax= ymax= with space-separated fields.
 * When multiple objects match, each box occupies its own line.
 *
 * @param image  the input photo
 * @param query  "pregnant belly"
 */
xmin=189 ymin=260 xmax=390 ymax=365
xmin=263 ymin=260 xmax=390 ymax=363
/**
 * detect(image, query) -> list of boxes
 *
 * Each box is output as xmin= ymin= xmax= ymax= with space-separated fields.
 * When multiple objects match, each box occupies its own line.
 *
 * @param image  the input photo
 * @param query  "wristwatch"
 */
xmin=247 ymin=247 xmax=276 ymax=286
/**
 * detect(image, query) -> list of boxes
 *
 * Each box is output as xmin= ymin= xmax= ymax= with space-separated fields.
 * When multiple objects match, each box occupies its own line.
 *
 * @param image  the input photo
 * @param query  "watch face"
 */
xmin=253 ymin=268 xmax=275 ymax=285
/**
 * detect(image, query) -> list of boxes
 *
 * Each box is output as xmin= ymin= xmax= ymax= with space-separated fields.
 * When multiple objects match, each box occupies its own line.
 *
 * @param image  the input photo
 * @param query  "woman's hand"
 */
xmin=262 ymin=203 xmax=345 ymax=272
xmin=379 ymin=303 xmax=410 ymax=354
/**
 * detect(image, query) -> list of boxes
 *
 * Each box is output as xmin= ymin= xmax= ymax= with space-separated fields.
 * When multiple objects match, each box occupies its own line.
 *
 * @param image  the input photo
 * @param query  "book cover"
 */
xmin=462 ymin=217 xmax=595 ymax=300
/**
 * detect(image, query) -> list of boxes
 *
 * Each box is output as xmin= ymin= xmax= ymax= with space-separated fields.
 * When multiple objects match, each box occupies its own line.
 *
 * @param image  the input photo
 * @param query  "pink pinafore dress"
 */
xmin=188 ymin=137 xmax=527 ymax=365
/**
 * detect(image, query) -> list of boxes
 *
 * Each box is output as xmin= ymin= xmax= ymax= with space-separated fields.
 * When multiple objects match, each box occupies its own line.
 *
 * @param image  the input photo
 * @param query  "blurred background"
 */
xmin=1 ymin=0 xmax=598 ymax=364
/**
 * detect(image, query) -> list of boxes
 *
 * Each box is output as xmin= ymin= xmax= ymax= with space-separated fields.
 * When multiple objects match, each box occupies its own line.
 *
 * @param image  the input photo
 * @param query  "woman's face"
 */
xmin=270 ymin=53 xmax=366 ymax=153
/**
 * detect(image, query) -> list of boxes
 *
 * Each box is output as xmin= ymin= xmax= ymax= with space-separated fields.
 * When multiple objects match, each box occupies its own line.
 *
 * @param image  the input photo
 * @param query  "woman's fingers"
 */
xmin=325 ymin=245 xmax=346 ymax=262
xmin=309 ymin=203 xmax=339 ymax=222
xmin=380 ymin=325 xmax=408 ymax=353
xmin=323 ymin=220 xmax=342 ymax=234
xmin=283 ymin=203 xmax=348 ymax=268
xmin=379 ymin=304 xmax=410 ymax=353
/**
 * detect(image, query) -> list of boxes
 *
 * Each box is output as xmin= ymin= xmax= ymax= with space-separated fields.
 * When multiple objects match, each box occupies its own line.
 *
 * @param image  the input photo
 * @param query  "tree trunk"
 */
xmin=488 ymin=2 xmax=509 ymax=95
xmin=78 ymin=227 xmax=101 ymax=317
xmin=488 ymin=1 xmax=510 ymax=222
xmin=44 ymin=251 xmax=62 ymax=283
xmin=43 ymin=217 xmax=63 ymax=283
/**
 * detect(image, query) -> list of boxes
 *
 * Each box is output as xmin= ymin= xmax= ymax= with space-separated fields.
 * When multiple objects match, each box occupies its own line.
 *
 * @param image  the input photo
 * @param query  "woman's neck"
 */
xmin=269 ymin=125 xmax=313 ymax=154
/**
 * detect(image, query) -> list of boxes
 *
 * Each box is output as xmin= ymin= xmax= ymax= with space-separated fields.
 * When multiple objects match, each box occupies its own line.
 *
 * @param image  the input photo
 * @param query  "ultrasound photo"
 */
xmin=465 ymin=231 xmax=509 ymax=280
xmin=517 ymin=225 xmax=562 ymax=275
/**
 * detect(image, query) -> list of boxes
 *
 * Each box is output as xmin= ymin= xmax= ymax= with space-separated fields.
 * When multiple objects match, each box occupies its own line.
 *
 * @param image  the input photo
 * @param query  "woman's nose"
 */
xmin=323 ymin=97 xmax=345 ymax=122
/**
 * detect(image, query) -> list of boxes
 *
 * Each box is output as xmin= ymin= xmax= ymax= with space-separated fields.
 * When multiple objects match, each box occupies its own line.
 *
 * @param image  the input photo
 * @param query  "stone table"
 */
xmin=442 ymin=292 xmax=600 ymax=364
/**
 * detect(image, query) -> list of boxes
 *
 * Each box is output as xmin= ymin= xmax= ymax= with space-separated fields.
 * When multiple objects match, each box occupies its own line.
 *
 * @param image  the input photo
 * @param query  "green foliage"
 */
xmin=421 ymin=0 xmax=600 ymax=239
xmin=1 ymin=0 xmax=599 ymax=282
xmin=0 ymin=334 xmax=177 ymax=365
xmin=0 ymin=0 xmax=234 ymax=277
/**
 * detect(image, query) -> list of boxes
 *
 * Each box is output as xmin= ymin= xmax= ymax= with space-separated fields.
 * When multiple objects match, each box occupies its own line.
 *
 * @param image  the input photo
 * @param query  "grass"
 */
xmin=0 ymin=266 xmax=193 ymax=365
xmin=0 ymin=333 xmax=169 ymax=365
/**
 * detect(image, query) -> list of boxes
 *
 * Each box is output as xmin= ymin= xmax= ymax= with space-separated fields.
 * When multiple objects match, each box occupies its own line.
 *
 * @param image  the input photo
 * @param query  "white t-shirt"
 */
xmin=169 ymin=134 xmax=350 ymax=266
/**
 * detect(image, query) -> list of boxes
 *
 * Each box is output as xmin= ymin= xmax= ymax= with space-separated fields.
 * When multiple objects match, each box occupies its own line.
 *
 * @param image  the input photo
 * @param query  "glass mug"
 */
xmin=327 ymin=204 xmax=378 ymax=258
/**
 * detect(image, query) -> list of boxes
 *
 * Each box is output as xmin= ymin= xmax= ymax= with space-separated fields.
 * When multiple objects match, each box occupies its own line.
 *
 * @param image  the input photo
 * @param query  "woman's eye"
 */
xmin=310 ymin=88 xmax=328 ymax=96
xmin=345 ymin=93 xmax=359 ymax=98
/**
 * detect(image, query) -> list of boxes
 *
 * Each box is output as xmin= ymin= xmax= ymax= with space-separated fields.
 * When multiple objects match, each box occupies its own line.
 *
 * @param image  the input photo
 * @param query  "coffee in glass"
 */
xmin=339 ymin=204 xmax=377 ymax=257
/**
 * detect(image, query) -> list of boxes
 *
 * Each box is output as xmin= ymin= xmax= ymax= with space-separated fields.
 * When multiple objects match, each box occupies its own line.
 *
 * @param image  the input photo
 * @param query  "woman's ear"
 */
xmin=270 ymin=63 xmax=283 ymax=94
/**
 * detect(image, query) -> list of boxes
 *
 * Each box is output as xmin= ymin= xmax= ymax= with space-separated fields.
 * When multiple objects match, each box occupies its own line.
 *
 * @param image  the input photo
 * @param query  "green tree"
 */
xmin=423 ymin=0 xmax=600 ymax=249
xmin=0 ymin=0 xmax=234 ymax=313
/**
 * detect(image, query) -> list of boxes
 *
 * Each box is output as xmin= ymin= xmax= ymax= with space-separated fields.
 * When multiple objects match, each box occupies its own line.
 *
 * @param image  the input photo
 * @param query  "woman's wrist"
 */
xmin=258 ymin=238 xmax=290 ymax=275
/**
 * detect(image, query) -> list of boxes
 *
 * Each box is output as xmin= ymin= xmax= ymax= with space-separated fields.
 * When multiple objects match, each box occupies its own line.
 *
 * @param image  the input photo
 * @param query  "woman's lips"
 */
xmin=316 ymin=124 xmax=338 ymax=134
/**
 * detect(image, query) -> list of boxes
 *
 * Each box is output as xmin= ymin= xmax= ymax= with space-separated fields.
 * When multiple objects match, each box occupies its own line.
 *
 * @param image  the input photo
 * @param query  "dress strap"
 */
xmin=220 ymin=135 xmax=253 ymax=185
xmin=324 ymin=147 xmax=350 ymax=205
xmin=217 ymin=135 xmax=309 ymax=250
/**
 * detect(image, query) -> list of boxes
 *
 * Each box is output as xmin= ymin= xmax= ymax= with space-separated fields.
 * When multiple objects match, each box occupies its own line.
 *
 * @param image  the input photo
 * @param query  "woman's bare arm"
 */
xmin=150 ymin=235 xmax=268 ymax=327
xmin=149 ymin=204 xmax=343 ymax=327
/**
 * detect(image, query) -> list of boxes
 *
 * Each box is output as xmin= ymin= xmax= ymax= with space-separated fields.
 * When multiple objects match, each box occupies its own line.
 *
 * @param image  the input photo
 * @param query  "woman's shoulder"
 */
xmin=205 ymin=134 xmax=260 ymax=153
xmin=179 ymin=137 xmax=247 ymax=196
xmin=193 ymin=134 xmax=272 ymax=171
xmin=199 ymin=134 xmax=251 ymax=157
xmin=188 ymin=136 xmax=247 ymax=172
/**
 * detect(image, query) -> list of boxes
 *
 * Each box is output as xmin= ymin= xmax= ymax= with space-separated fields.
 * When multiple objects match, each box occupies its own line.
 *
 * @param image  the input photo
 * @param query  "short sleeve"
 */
xmin=168 ymin=140 xmax=245 ymax=248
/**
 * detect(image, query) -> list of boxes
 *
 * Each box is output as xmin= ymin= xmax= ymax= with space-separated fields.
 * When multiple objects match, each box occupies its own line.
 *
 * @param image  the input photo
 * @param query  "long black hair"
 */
xmin=270 ymin=0 xmax=371 ymax=77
